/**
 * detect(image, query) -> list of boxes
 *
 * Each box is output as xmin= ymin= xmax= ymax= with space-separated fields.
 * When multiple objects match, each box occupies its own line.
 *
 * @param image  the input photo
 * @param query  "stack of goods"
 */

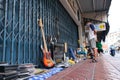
xmin=0 ymin=63 xmax=18 ymax=80
xmin=17 ymin=63 xmax=35 ymax=79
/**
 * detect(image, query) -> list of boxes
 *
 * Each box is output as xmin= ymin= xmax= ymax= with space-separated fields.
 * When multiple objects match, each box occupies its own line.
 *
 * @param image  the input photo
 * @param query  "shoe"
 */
xmin=92 ymin=59 xmax=97 ymax=63
xmin=92 ymin=59 xmax=95 ymax=63
xmin=95 ymin=59 xmax=97 ymax=62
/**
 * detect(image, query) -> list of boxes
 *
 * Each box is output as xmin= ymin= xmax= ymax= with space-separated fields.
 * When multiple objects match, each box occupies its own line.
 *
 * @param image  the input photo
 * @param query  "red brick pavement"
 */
xmin=94 ymin=57 xmax=109 ymax=80
xmin=47 ymin=55 xmax=120 ymax=80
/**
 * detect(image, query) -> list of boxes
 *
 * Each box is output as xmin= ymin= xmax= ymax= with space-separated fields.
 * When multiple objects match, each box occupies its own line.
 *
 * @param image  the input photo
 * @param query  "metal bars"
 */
xmin=0 ymin=0 xmax=79 ymax=65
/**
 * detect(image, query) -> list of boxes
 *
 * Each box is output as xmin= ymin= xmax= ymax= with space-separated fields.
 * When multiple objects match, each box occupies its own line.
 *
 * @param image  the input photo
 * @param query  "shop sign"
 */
xmin=94 ymin=23 xmax=106 ymax=31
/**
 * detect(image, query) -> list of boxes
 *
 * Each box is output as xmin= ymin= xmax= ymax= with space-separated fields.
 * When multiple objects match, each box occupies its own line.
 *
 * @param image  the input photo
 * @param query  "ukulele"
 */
xmin=38 ymin=18 xmax=54 ymax=67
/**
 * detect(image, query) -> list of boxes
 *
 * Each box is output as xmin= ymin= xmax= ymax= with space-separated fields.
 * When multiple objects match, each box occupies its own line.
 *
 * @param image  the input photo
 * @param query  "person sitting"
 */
xmin=77 ymin=46 xmax=88 ymax=60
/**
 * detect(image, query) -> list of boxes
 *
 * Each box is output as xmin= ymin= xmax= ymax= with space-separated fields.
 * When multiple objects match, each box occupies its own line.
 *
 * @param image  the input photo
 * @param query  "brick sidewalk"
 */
xmin=47 ymin=55 xmax=120 ymax=80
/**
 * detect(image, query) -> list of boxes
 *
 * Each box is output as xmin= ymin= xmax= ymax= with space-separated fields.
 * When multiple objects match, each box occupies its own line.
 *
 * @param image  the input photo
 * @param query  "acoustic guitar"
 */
xmin=38 ymin=18 xmax=54 ymax=67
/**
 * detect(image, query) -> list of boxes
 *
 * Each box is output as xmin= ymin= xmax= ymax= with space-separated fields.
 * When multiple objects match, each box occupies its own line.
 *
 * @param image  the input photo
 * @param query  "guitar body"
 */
xmin=38 ymin=19 xmax=54 ymax=68
xmin=43 ymin=52 xmax=54 ymax=67
xmin=42 ymin=49 xmax=54 ymax=67
xmin=43 ymin=58 xmax=54 ymax=67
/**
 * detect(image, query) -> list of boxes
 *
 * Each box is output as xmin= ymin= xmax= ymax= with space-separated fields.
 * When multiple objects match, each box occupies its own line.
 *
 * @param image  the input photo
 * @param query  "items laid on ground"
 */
xmin=17 ymin=63 xmax=35 ymax=79
xmin=27 ymin=67 xmax=63 ymax=80
xmin=0 ymin=63 xmax=36 ymax=80
xmin=0 ymin=51 xmax=82 ymax=80
xmin=0 ymin=62 xmax=64 ymax=80
xmin=0 ymin=62 xmax=18 ymax=80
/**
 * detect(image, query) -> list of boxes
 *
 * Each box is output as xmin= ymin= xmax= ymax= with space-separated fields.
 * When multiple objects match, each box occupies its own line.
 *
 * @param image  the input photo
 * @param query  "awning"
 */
xmin=77 ymin=0 xmax=111 ymax=14
xmin=77 ymin=0 xmax=112 ymax=22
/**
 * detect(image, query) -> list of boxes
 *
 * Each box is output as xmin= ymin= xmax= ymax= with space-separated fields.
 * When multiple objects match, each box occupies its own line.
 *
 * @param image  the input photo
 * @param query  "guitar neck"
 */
xmin=41 ymin=27 xmax=48 ymax=52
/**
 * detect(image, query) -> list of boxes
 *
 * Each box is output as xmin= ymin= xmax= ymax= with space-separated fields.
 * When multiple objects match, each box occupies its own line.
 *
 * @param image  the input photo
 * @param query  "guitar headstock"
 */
xmin=38 ymin=18 xmax=43 ymax=28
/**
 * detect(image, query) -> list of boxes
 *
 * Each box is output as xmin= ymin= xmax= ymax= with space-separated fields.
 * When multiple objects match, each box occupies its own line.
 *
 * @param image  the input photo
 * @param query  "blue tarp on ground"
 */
xmin=28 ymin=67 xmax=63 ymax=80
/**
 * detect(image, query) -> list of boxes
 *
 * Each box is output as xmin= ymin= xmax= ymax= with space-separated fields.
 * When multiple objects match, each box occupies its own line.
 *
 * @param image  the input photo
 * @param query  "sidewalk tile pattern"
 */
xmin=47 ymin=55 xmax=120 ymax=80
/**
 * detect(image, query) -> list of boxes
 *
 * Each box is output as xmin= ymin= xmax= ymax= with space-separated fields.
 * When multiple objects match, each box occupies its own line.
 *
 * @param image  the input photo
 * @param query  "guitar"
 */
xmin=38 ymin=18 xmax=54 ymax=67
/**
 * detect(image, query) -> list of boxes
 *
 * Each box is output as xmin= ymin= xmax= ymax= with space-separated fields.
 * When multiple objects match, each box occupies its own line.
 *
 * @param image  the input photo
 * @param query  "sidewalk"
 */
xmin=47 ymin=54 xmax=120 ymax=80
